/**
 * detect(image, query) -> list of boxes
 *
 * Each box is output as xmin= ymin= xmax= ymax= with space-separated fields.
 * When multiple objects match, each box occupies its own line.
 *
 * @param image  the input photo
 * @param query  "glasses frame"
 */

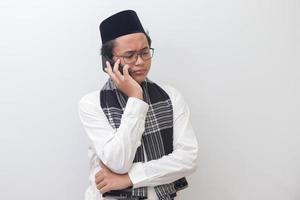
xmin=114 ymin=47 xmax=155 ymax=64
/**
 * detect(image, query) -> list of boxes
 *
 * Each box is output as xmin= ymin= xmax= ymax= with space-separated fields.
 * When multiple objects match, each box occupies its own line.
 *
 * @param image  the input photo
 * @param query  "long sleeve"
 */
xmin=78 ymin=92 xmax=149 ymax=174
xmin=127 ymin=85 xmax=198 ymax=188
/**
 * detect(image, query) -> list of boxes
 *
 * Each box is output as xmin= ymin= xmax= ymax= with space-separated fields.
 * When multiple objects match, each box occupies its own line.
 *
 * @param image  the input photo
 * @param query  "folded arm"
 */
xmin=92 ymin=86 xmax=198 ymax=188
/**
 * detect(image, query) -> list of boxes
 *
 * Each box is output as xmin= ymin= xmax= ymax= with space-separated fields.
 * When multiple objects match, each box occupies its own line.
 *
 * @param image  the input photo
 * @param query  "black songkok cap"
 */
xmin=99 ymin=10 xmax=145 ymax=44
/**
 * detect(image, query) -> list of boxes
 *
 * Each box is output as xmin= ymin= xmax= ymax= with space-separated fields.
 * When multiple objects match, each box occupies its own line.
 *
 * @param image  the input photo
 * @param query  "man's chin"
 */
xmin=133 ymin=76 xmax=146 ymax=84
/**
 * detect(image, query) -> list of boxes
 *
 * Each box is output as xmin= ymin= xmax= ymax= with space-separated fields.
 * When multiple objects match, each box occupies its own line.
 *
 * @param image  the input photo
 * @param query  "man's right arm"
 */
xmin=78 ymin=93 xmax=149 ymax=174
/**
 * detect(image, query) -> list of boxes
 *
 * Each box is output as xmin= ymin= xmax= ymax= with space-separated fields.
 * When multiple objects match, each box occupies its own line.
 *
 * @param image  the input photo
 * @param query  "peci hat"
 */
xmin=99 ymin=10 xmax=145 ymax=44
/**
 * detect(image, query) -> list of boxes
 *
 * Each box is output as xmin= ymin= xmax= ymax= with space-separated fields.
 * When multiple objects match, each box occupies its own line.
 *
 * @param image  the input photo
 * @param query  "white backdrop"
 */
xmin=1 ymin=0 xmax=299 ymax=200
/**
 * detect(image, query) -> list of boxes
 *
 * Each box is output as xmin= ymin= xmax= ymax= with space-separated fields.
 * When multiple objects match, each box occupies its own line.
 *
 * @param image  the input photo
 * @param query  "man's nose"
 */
xmin=135 ymin=54 xmax=144 ymax=65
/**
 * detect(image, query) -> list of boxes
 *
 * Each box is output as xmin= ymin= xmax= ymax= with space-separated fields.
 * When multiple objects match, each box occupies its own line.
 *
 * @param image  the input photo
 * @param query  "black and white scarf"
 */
xmin=100 ymin=78 xmax=188 ymax=200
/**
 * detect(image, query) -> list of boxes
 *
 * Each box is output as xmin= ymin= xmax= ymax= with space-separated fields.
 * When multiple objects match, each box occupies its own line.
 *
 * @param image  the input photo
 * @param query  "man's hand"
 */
xmin=95 ymin=160 xmax=133 ymax=194
xmin=105 ymin=59 xmax=143 ymax=100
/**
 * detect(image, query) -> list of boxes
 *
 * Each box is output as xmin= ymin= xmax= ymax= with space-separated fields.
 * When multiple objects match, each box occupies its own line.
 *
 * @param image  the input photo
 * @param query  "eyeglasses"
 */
xmin=114 ymin=47 xmax=154 ymax=64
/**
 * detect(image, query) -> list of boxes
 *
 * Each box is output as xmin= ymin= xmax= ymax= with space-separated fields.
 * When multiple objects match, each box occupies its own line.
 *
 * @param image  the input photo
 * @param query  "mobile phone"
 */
xmin=102 ymin=55 xmax=131 ymax=75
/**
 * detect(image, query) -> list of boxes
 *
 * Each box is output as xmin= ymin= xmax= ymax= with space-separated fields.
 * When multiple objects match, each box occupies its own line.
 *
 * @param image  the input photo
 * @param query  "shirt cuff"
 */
xmin=128 ymin=162 xmax=148 ymax=188
xmin=123 ymin=97 xmax=149 ymax=117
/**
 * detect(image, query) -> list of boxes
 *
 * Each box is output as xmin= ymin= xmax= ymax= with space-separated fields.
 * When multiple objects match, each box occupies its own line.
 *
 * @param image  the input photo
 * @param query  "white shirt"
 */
xmin=78 ymin=84 xmax=198 ymax=200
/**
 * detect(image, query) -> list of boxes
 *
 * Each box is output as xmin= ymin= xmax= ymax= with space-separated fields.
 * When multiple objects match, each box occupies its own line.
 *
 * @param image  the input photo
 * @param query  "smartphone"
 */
xmin=102 ymin=55 xmax=132 ymax=75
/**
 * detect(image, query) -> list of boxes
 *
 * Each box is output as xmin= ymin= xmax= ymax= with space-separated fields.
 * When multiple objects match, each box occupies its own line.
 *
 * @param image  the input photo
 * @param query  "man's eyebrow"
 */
xmin=123 ymin=50 xmax=135 ymax=54
xmin=123 ymin=47 xmax=149 ymax=54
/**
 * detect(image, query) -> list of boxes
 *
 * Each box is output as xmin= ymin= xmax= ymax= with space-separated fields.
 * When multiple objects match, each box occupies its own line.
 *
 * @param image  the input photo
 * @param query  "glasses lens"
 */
xmin=142 ymin=48 xmax=154 ymax=60
xmin=123 ymin=48 xmax=154 ymax=64
xmin=141 ymin=49 xmax=151 ymax=60
xmin=124 ymin=56 xmax=136 ymax=64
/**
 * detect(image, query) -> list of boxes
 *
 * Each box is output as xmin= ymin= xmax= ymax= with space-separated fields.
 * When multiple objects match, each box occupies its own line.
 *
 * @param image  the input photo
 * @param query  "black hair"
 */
xmin=101 ymin=32 xmax=152 ymax=59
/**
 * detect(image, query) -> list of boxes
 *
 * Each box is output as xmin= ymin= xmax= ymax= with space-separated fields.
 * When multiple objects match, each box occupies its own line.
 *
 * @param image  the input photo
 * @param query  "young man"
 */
xmin=79 ymin=10 xmax=198 ymax=200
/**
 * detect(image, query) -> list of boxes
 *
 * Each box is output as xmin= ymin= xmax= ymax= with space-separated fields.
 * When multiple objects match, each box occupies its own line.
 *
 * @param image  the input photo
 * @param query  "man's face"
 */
xmin=113 ymin=33 xmax=151 ymax=84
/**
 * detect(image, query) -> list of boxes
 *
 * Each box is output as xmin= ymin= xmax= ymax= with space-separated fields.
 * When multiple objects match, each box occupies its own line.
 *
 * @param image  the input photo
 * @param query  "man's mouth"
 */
xmin=132 ymin=70 xmax=146 ymax=75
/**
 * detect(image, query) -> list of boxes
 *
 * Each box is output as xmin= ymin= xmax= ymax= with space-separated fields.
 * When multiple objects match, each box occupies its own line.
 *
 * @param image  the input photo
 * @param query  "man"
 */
xmin=79 ymin=10 xmax=198 ymax=200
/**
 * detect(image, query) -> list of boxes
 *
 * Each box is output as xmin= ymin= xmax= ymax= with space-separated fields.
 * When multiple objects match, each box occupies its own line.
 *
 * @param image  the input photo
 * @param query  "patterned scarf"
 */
xmin=100 ymin=78 xmax=188 ymax=200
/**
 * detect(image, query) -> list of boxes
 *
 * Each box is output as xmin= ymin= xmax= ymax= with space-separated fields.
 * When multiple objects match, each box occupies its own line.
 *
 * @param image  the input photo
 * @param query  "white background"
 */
xmin=0 ymin=0 xmax=299 ymax=199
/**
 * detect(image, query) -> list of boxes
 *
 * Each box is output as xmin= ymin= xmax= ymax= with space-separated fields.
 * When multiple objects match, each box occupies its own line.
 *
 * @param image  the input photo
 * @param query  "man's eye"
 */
xmin=142 ymin=51 xmax=150 ymax=55
xmin=124 ymin=54 xmax=134 ymax=59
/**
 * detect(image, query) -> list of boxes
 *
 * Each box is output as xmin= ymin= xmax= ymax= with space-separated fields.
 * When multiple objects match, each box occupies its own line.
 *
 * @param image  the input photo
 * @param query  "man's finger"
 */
xmin=113 ymin=59 xmax=122 ymax=78
xmin=95 ymin=169 xmax=102 ymax=178
xmin=106 ymin=61 xmax=119 ymax=85
xmin=112 ymin=59 xmax=119 ymax=71
xmin=96 ymin=180 xmax=107 ymax=190
xmin=95 ymin=173 xmax=104 ymax=185
xmin=113 ymin=59 xmax=123 ymax=79
xmin=123 ymin=64 xmax=130 ymax=79
xmin=100 ymin=185 xmax=111 ymax=194
xmin=106 ymin=61 xmax=113 ymax=75
xmin=105 ymin=61 xmax=114 ymax=75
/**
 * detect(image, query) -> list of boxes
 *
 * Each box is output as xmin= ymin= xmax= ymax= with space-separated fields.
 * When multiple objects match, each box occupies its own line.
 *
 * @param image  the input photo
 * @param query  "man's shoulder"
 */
xmin=156 ymin=83 xmax=181 ymax=100
xmin=79 ymin=90 xmax=100 ymax=106
xmin=160 ymin=84 xmax=176 ymax=94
